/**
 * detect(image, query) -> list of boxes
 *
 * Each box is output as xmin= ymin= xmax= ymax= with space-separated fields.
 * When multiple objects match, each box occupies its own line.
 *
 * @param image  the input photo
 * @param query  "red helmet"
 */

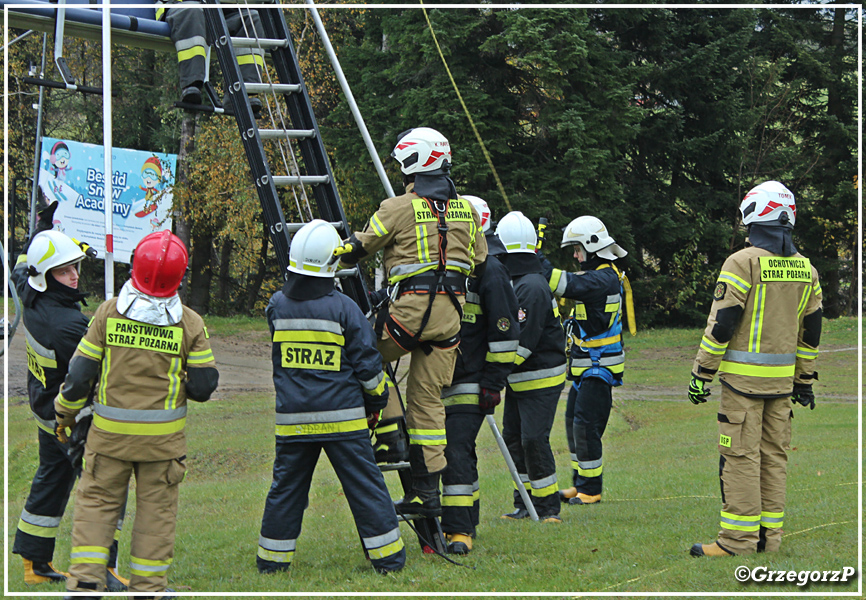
xmin=131 ymin=231 xmax=188 ymax=297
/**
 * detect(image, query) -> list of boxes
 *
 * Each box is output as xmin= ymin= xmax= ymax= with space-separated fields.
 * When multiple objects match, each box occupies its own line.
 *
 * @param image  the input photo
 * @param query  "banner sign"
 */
xmin=38 ymin=137 xmax=178 ymax=263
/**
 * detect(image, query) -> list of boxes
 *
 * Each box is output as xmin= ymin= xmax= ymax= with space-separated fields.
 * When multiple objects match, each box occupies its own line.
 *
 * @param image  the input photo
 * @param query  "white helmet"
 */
xmin=740 ymin=181 xmax=796 ymax=227
xmin=561 ymin=216 xmax=627 ymax=261
xmin=463 ymin=195 xmax=491 ymax=233
xmin=496 ymin=211 xmax=537 ymax=254
xmin=27 ymin=230 xmax=86 ymax=292
xmin=288 ymin=220 xmax=342 ymax=278
xmin=391 ymin=127 xmax=451 ymax=175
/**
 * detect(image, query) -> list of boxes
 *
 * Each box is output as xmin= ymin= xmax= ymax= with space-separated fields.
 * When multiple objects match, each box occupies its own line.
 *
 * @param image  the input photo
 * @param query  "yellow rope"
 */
xmin=598 ymin=567 xmax=672 ymax=592
xmin=419 ymin=2 xmax=512 ymax=212
xmin=782 ymin=519 xmax=855 ymax=538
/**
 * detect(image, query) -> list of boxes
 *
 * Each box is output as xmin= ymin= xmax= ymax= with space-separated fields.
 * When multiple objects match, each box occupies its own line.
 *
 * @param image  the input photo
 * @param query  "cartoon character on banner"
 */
xmin=134 ymin=157 xmax=165 ymax=230
xmin=50 ymin=141 xmax=72 ymax=182
xmin=40 ymin=141 xmax=82 ymax=205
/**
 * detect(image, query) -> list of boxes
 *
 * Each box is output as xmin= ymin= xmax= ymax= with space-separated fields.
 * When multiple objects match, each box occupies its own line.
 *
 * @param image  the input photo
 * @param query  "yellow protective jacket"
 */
xmin=692 ymin=246 xmax=822 ymax=398
xmin=55 ymin=298 xmax=218 ymax=462
xmin=341 ymin=183 xmax=488 ymax=340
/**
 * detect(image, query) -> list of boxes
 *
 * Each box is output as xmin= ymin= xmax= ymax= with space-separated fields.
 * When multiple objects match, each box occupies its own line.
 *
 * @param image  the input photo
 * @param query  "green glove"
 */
xmin=688 ymin=376 xmax=711 ymax=405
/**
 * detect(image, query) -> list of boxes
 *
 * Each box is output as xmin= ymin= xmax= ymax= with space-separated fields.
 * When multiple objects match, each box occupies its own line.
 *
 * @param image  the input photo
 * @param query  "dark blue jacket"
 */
xmin=267 ymin=276 xmax=388 ymax=442
xmin=547 ymin=260 xmax=625 ymax=386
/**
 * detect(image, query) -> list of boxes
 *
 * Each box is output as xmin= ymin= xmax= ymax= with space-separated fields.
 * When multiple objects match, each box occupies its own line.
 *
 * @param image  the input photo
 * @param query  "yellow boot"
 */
xmin=568 ymin=493 xmax=601 ymax=505
xmin=689 ymin=541 xmax=736 ymax=557
xmin=558 ymin=487 xmax=578 ymax=503
xmin=106 ymin=566 xmax=129 ymax=592
xmin=23 ymin=558 xmax=68 ymax=585
xmin=445 ymin=533 xmax=473 ymax=555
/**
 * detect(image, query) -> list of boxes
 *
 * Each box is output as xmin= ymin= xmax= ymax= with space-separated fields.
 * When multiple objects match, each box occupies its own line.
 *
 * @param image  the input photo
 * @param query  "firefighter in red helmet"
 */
xmin=58 ymin=231 xmax=219 ymax=598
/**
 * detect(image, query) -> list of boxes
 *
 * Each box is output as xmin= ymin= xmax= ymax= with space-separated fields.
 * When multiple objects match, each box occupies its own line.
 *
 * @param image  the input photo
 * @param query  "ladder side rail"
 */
xmin=261 ymin=7 xmax=370 ymax=312
xmin=203 ymin=3 xmax=291 ymax=273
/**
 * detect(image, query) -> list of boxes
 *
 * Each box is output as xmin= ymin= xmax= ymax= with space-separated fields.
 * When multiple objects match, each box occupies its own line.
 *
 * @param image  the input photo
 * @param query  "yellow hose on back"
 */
xmin=609 ymin=264 xmax=637 ymax=336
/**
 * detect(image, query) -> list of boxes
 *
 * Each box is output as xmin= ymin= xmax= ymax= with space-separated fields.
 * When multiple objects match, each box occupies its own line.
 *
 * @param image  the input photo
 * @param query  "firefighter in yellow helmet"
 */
xmin=689 ymin=181 xmax=822 ymax=557
xmin=58 ymin=231 xmax=218 ymax=598
xmin=336 ymin=127 xmax=487 ymax=517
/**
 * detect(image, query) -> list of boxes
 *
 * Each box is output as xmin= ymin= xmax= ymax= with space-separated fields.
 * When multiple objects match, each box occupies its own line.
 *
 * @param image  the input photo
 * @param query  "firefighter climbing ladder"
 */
xmin=202 ymin=1 xmax=447 ymax=555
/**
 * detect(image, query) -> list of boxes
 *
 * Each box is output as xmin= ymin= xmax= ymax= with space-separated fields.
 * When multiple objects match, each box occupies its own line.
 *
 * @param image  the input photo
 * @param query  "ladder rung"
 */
xmin=285 ymin=221 xmax=343 ymax=234
xmin=259 ymin=129 xmax=316 ymax=141
xmin=231 ymin=37 xmax=289 ymax=50
xmin=272 ymin=175 xmax=330 ymax=186
xmin=245 ymin=83 xmax=301 ymax=95
xmin=377 ymin=462 xmax=410 ymax=472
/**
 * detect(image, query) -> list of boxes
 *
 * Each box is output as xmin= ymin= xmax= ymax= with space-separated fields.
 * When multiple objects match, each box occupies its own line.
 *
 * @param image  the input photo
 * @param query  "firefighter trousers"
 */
xmin=164 ymin=2 xmax=265 ymax=90
xmin=565 ymin=378 xmax=613 ymax=496
xmin=257 ymin=437 xmax=406 ymax=573
xmin=13 ymin=427 xmax=126 ymax=567
xmin=441 ymin=410 xmax=485 ymax=536
xmin=716 ymin=386 xmax=792 ymax=555
xmin=66 ymin=448 xmax=185 ymax=594
xmin=378 ymin=337 xmax=457 ymax=475
xmin=502 ymin=383 xmax=563 ymax=518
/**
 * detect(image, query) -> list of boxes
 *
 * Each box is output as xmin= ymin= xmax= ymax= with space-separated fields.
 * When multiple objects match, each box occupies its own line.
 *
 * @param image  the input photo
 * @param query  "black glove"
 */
xmin=24 ymin=202 xmax=59 ymax=253
xmin=688 ymin=376 xmax=711 ymax=404
xmin=368 ymin=288 xmax=390 ymax=311
xmin=791 ymin=383 xmax=815 ymax=410
xmin=479 ymin=388 xmax=501 ymax=411
xmin=35 ymin=201 xmax=59 ymax=234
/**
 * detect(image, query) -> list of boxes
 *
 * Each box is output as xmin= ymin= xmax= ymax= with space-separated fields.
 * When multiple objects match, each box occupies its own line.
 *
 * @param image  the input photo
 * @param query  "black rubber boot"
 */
xmin=394 ymin=473 xmax=441 ymax=518
xmin=373 ymin=418 xmax=409 ymax=463
xmin=23 ymin=559 xmax=67 ymax=585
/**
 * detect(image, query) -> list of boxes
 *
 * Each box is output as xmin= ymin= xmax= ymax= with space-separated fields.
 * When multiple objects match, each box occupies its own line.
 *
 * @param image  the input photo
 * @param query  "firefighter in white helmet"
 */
xmin=58 ymin=231 xmax=218 ymax=598
xmin=256 ymin=220 xmax=404 ymax=574
xmin=495 ymin=211 xmax=566 ymax=523
xmin=543 ymin=215 xmax=634 ymax=507
xmin=10 ymin=209 xmax=130 ymax=591
xmin=336 ymin=127 xmax=487 ymax=517
xmin=689 ymin=181 xmax=821 ymax=557
xmin=439 ymin=196 xmax=520 ymax=553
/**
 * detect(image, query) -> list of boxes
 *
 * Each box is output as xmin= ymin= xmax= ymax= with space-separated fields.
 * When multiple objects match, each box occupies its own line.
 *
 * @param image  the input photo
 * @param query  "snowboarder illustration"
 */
xmin=136 ymin=156 xmax=162 ymax=218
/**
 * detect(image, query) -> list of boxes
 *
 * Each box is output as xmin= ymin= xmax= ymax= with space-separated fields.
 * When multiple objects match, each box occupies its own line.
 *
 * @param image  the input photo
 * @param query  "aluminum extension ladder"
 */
xmin=202 ymin=1 xmax=446 ymax=556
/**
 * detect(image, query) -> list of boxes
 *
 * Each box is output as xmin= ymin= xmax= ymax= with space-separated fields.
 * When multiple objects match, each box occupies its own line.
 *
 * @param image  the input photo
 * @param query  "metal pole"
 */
xmin=485 ymin=414 xmax=540 ymax=522
xmin=102 ymin=7 xmax=114 ymax=299
xmin=305 ymin=1 xmax=391 ymax=288
xmin=28 ymin=34 xmax=48 ymax=237
xmin=305 ymin=0 xmax=395 ymax=199
xmin=2 ymin=30 xmax=34 ymax=51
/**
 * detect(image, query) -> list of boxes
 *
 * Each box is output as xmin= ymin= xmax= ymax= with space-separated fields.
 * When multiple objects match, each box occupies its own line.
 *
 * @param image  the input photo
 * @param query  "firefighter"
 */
xmin=543 ymin=216 xmax=634 ymax=506
xmin=57 ymin=231 xmax=218 ymax=598
xmin=439 ymin=196 xmax=520 ymax=554
xmin=10 ymin=222 xmax=129 ymax=591
xmin=495 ymin=211 xmax=567 ymax=523
xmin=336 ymin=127 xmax=487 ymax=517
xmin=256 ymin=220 xmax=405 ymax=575
xmin=689 ymin=181 xmax=822 ymax=557
xmin=156 ymin=0 xmax=265 ymax=114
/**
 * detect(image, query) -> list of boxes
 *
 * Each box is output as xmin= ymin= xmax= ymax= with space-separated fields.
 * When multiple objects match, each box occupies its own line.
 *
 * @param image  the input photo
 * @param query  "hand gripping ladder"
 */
xmin=202 ymin=1 xmax=446 ymax=555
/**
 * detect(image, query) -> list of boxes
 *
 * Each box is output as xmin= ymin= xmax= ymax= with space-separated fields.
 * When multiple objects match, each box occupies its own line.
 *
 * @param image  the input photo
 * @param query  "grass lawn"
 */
xmin=4 ymin=319 xmax=860 ymax=596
